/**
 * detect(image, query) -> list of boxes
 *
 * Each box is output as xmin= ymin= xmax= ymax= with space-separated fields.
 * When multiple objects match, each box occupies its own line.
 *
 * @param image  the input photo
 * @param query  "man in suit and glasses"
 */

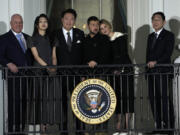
xmin=0 ymin=14 xmax=33 ymax=134
xmin=146 ymin=12 xmax=175 ymax=132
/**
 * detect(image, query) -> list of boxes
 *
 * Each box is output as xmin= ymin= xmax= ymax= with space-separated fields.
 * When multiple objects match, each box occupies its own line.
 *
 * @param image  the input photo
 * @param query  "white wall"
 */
xmin=24 ymin=0 xmax=46 ymax=35
xmin=0 ymin=0 xmax=46 ymax=35
xmin=127 ymin=0 xmax=150 ymax=64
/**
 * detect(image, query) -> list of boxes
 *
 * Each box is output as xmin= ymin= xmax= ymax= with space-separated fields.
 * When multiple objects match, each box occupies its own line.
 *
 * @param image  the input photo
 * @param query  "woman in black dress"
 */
xmin=100 ymin=19 xmax=134 ymax=131
xmin=28 ymin=14 xmax=58 ymax=133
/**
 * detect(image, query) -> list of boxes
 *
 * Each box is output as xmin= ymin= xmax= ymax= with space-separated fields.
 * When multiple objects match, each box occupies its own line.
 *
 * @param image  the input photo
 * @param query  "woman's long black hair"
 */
xmin=32 ymin=14 xmax=50 ymax=37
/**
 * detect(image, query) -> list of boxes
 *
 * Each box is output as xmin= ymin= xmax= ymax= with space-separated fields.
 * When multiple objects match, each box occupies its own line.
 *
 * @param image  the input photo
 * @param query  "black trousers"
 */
xmin=148 ymin=73 xmax=174 ymax=129
xmin=61 ymin=76 xmax=84 ymax=134
xmin=115 ymin=73 xmax=134 ymax=114
xmin=8 ymin=77 xmax=27 ymax=135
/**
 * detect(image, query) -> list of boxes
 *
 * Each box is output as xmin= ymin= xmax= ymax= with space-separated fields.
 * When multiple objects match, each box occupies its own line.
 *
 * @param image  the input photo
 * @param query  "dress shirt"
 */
xmin=62 ymin=27 xmax=73 ymax=43
xmin=155 ymin=28 xmax=163 ymax=38
xmin=11 ymin=30 xmax=27 ymax=49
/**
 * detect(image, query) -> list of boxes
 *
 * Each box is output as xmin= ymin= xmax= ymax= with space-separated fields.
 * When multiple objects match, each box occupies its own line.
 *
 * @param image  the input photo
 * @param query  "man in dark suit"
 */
xmin=53 ymin=9 xmax=85 ymax=134
xmin=83 ymin=16 xmax=111 ymax=68
xmin=0 ymin=14 xmax=33 ymax=134
xmin=54 ymin=8 xmax=84 ymax=65
xmin=146 ymin=12 xmax=174 ymax=130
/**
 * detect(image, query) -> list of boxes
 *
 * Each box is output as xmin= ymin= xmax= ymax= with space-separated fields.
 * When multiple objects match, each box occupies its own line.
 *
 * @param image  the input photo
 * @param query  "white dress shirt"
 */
xmin=62 ymin=27 xmax=73 ymax=43
xmin=155 ymin=28 xmax=163 ymax=38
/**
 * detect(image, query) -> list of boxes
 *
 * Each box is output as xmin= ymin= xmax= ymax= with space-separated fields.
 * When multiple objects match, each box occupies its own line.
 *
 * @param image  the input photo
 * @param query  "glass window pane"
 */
xmin=102 ymin=0 xmax=127 ymax=33
xmin=47 ymin=0 xmax=72 ymax=31
xmin=46 ymin=0 xmax=127 ymax=33
xmin=73 ymin=0 xmax=100 ymax=34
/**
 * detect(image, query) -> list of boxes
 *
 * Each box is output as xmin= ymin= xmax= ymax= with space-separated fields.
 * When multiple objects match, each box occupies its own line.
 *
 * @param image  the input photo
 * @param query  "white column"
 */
xmin=0 ymin=0 xmax=25 ymax=35
xmin=0 ymin=0 xmax=10 ymax=34
xmin=127 ymin=0 xmax=151 ymax=64
xmin=149 ymin=0 xmax=164 ymax=14
xmin=24 ymin=0 xmax=46 ymax=35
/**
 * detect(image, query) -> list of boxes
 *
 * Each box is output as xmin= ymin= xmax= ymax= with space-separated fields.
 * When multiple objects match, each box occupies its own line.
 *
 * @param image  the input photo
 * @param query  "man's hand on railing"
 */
xmin=81 ymin=77 xmax=86 ymax=81
xmin=88 ymin=60 xmax=97 ymax=68
xmin=47 ymin=68 xmax=56 ymax=75
xmin=7 ymin=63 xmax=18 ymax=73
xmin=147 ymin=61 xmax=157 ymax=68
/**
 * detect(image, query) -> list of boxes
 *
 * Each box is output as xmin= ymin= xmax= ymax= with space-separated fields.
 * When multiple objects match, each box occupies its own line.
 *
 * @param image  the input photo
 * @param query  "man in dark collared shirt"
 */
xmin=83 ymin=16 xmax=111 ymax=67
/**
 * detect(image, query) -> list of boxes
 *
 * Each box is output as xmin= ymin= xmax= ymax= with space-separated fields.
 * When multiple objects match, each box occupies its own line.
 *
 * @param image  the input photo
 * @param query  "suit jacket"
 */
xmin=146 ymin=28 xmax=174 ymax=72
xmin=0 ymin=30 xmax=33 ymax=67
xmin=55 ymin=28 xmax=85 ymax=65
xmin=146 ymin=28 xmax=174 ymax=64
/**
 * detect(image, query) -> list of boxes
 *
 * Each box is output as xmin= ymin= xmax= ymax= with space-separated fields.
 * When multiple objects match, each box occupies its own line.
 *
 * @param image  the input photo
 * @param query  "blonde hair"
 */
xmin=99 ymin=19 xmax=112 ymax=30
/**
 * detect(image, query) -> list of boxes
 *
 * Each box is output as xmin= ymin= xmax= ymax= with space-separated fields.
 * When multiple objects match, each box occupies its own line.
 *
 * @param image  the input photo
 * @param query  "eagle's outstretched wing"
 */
xmin=84 ymin=93 xmax=91 ymax=106
xmin=97 ymin=92 xmax=102 ymax=105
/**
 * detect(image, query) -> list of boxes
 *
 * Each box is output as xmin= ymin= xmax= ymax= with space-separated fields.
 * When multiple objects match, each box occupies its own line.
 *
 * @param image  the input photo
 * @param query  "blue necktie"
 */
xmin=16 ymin=33 xmax=26 ymax=53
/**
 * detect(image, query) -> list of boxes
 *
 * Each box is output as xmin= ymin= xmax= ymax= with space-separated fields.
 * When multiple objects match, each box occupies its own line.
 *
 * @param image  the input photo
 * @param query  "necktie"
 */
xmin=16 ymin=33 xmax=26 ymax=53
xmin=67 ymin=32 xmax=72 ymax=52
xmin=151 ymin=33 xmax=158 ymax=49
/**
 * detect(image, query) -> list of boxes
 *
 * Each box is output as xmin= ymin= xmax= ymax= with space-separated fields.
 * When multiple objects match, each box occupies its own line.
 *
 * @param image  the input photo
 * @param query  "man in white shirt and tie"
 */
xmin=52 ymin=9 xmax=85 ymax=134
xmin=53 ymin=8 xmax=85 ymax=65
xmin=0 ymin=14 xmax=33 ymax=135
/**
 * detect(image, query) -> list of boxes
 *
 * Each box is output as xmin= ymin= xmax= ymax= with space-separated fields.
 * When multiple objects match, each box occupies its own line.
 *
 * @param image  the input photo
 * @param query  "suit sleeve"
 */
xmin=146 ymin=35 xmax=151 ymax=63
xmin=78 ymin=30 xmax=85 ymax=65
xmin=0 ymin=37 xmax=11 ymax=66
xmin=117 ymin=35 xmax=129 ymax=64
xmin=156 ymin=33 xmax=174 ymax=63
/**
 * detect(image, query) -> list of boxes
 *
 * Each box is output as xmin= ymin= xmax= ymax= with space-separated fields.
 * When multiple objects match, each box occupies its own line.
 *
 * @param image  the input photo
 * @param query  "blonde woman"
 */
xmin=100 ymin=19 xmax=134 ymax=131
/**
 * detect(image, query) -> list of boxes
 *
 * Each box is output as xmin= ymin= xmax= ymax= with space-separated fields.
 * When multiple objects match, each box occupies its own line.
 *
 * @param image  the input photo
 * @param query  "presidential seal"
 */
xmin=71 ymin=79 xmax=116 ymax=124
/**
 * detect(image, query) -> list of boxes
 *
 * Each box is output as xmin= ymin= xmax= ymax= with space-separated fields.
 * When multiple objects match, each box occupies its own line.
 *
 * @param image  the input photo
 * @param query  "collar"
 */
xmin=62 ymin=27 xmax=73 ymax=36
xmin=11 ymin=29 xmax=27 ymax=49
xmin=11 ymin=29 xmax=23 ymax=36
xmin=62 ymin=27 xmax=73 ymax=41
xmin=110 ymin=32 xmax=124 ymax=41
xmin=154 ymin=28 xmax=163 ymax=37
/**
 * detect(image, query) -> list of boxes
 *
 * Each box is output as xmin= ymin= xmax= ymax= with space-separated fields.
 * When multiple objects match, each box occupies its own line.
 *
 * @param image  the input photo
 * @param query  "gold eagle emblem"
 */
xmin=84 ymin=90 xmax=105 ymax=113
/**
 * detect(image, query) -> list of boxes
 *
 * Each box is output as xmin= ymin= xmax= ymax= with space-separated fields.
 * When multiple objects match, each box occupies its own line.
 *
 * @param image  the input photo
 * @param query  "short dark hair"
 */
xmin=87 ymin=16 xmax=99 ymax=25
xmin=61 ymin=8 xmax=77 ymax=19
xmin=151 ymin=11 xmax=165 ymax=21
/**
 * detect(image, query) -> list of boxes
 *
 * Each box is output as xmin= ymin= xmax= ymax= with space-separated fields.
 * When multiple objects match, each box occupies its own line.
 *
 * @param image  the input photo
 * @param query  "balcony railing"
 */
xmin=1 ymin=64 xmax=180 ymax=135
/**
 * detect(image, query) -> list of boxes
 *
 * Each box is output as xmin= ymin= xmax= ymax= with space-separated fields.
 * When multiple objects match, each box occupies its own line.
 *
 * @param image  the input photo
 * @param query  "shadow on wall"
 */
xmin=0 ymin=21 xmax=7 ymax=35
xmin=167 ymin=17 xmax=180 ymax=62
xmin=134 ymin=25 xmax=150 ymax=64
xmin=127 ymin=25 xmax=134 ymax=63
xmin=128 ymin=25 xmax=154 ymax=128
